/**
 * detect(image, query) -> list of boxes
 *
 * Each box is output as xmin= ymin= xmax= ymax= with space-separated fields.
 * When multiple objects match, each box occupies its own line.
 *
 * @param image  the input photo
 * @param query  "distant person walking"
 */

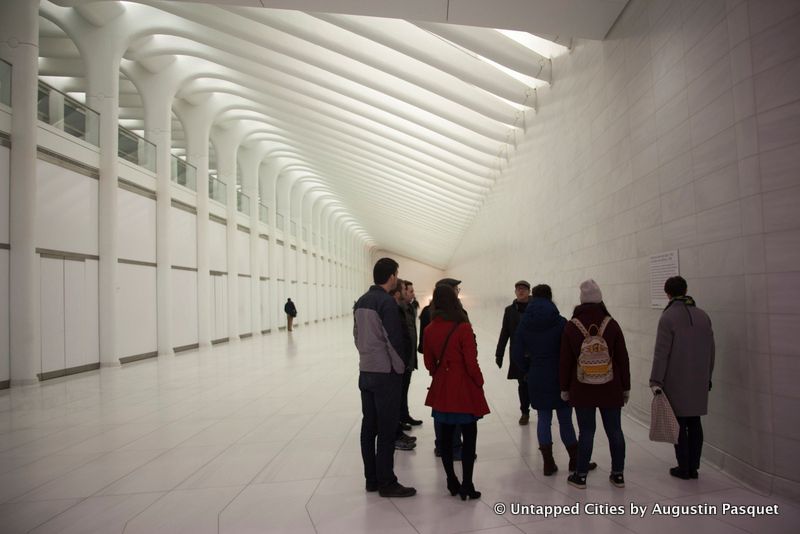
xmin=496 ymin=280 xmax=532 ymax=425
xmin=284 ymin=298 xmax=297 ymax=332
xmin=650 ymin=276 xmax=715 ymax=480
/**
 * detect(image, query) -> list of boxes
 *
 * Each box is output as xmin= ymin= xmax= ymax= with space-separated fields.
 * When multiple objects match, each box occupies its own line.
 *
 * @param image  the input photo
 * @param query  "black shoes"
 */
xmin=366 ymin=481 xmax=378 ymax=492
xmin=403 ymin=416 xmax=423 ymax=426
xmin=670 ymin=467 xmax=698 ymax=479
xmin=379 ymin=482 xmax=417 ymax=498
xmin=519 ymin=413 xmax=530 ymax=425
xmin=446 ymin=477 xmax=461 ymax=496
xmin=395 ymin=433 xmax=416 ymax=450
xmin=609 ymin=473 xmax=625 ymax=488
xmin=567 ymin=473 xmax=587 ymax=489
xmin=459 ymin=483 xmax=481 ymax=501
xmin=400 ymin=422 xmax=412 ymax=431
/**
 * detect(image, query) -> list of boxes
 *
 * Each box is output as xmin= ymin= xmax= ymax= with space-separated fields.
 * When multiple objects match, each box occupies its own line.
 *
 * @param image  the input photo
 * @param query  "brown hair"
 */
xmin=431 ymin=284 xmax=468 ymax=323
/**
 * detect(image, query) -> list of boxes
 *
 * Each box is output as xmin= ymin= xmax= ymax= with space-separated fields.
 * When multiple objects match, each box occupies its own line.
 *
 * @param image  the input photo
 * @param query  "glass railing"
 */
xmin=171 ymin=155 xmax=196 ymax=191
xmin=276 ymin=213 xmax=285 ymax=231
xmin=118 ymin=125 xmax=155 ymax=172
xmin=209 ymin=176 xmax=226 ymax=204
xmin=37 ymin=80 xmax=100 ymax=147
xmin=259 ymin=202 xmax=269 ymax=224
xmin=0 ymin=59 xmax=10 ymax=107
xmin=290 ymin=220 xmax=297 ymax=237
xmin=237 ymin=191 xmax=250 ymax=215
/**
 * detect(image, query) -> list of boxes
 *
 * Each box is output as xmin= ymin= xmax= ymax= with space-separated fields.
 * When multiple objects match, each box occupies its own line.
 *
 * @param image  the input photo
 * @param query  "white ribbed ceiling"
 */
xmin=40 ymin=0 xmax=627 ymax=268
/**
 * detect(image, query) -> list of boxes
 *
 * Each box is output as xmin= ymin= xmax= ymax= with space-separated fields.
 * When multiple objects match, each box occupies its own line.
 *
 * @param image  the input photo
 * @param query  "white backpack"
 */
xmin=572 ymin=317 xmax=613 ymax=384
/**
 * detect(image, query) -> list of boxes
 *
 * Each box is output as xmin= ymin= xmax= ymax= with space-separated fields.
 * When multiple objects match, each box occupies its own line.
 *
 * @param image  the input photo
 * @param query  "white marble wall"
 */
xmin=449 ymin=0 xmax=800 ymax=499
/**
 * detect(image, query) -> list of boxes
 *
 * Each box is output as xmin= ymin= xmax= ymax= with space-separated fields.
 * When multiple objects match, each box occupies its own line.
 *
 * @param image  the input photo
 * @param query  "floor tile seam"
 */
xmin=300 ymin=374 xmax=379 ymax=534
xmin=0 ymin=448 xmax=119 ymax=505
xmin=2 ymin=423 xmax=110 ymax=457
xmin=20 ymin=494 xmax=96 ymax=534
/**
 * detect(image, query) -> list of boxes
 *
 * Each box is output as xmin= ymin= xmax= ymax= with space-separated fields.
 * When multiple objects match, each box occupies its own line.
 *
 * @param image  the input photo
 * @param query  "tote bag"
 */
xmin=649 ymin=391 xmax=679 ymax=444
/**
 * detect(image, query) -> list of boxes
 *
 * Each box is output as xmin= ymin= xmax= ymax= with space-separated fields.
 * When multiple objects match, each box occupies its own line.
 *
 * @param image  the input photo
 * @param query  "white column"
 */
xmin=260 ymin=160 xmax=279 ymax=333
xmin=145 ymin=95 xmax=174 ymax=356
xmin=2 ymin=0 xmax=39 ymax=384
xmin=175 ymin=102 xmax=212 ymax=347
xmin=212 ymin=130 xmax=239 ymax=341
xmin=239 ymin=147 xmax=261 ymax=337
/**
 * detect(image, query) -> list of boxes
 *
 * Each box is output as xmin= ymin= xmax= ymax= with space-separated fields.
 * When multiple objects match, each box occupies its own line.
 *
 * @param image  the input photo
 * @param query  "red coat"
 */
xmin=423 ymin=317 xmax=490 ymax=417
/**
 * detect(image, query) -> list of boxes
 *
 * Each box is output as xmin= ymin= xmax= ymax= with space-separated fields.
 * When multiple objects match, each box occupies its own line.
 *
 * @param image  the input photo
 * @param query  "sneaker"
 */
xmin=400 ymin=422 xmax=412 ymax=432
xmin=378 ymin=481 xmax=417 ymax=498
xmin=403 ymin=416 xmax=423 ymax=426
xmin=395 ymin=439 xmax=416 ymax=451
xmin=567 ymin=473 xmax=587 ymax=489
xmin=690 ymin=470 xmax=699 ymax=479
xmin=519 ymin=413 xmax=530 ymax=426
xmin=609 ymin=473 xmax=625 ymax=488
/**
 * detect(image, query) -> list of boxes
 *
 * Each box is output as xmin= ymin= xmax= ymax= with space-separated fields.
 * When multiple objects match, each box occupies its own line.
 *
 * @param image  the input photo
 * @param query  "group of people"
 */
xmin=354 ymin=257 xmax=715 ymax=499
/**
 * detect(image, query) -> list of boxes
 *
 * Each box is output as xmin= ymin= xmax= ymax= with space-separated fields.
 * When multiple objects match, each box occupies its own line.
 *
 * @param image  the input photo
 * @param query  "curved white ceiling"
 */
xmin=38 ymin=0 xmax=624 ymax=268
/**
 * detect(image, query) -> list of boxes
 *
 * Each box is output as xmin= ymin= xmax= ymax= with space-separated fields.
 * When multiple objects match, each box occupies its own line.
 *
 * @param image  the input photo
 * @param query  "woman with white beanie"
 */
xmin=559 ymin=279 xmax=631 ymax=489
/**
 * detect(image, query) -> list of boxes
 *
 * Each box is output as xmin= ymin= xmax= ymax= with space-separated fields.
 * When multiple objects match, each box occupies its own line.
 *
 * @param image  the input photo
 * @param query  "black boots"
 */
xmin=539 ymin=444 xmax=558 ymax=476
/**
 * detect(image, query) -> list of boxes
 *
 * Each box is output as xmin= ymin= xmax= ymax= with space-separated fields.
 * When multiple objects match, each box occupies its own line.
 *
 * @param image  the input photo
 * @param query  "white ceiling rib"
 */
xmin=39 ymin=0 xmax=626 ymax=268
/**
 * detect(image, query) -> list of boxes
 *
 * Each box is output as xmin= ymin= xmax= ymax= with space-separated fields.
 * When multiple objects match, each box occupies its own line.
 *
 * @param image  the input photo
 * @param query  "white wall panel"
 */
xmin=36 ymin=160 xmax=98 ymax=255
xmin=63 ymin=259 xmax=86 ymax=370
xmin=238 ymin=276 xmax=251 ymax=335
xmin=40 ymin=257 xmax=64 ymax=374
xmin=171 ymin=207 xmax=197 ymax=268
xmin=117 ymin=263 xmax=157 ymax=358
xmin=0 ymin=145 xmax=9 ymax=243
xmin=118 ymin=188 xmax=156 ymax=263
xmin=171 ymin=269 xmax=198 ymax=348
xmin=84 ymin=259 xmax=100 ymax=366
xmin=211 ymin=273 xmax=228 ymax=340
xmin=275 ymin=243 xmax=285 ymax=279
xmin=259 ymin=237 xmax=269 ymax=279
xmin=0 ymin=251 xmax=7 ymax=382
xmin=209 ymin=220 xmax=227 ymax=273
xmin=237 ymin=230 xmax=250 ymax=275
xmin=260 ymin=279 xmax=270 ymax=331
xmin=287 ymin=247 xmax=297 ymax=282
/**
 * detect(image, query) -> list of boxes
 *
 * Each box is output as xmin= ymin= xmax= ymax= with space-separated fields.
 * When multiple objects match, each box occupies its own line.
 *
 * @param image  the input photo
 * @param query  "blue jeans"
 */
xmin=536 ymin=406 xmax=577 ymax=446
xmin=575 ymin=407 xmax=625 ymax=475
xmin=359 ymin=371 xmax=402 ymax=488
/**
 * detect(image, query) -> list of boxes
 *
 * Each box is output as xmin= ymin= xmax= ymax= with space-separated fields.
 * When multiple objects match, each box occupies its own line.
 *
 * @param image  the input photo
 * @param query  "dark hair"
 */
xmin=373 ymin=257 xmax=398 ymax=285
xmin=531 ymin=284 xmax=552 ymax=300
xmin=572 ymin=301 xmax=611 ymax=318
xmin=664 ymin=276 xmax=687 ymax=297
xmin=389 ymin=279 xmax=403 ymax=296
xmin=431 ymin=284 xmax=468 ymax=324
xmin=403 ymin=280 xmax=413 ymax=288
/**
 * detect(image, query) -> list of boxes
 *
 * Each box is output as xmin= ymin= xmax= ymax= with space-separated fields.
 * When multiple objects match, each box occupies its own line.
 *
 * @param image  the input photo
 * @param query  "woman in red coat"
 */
xmin=423 ymin=284 xmax=490 ymax=500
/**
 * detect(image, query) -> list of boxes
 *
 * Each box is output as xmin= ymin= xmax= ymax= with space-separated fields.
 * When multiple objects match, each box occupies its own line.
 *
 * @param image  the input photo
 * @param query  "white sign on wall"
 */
xmin=650 ymin=250 xmax=679 ymax=308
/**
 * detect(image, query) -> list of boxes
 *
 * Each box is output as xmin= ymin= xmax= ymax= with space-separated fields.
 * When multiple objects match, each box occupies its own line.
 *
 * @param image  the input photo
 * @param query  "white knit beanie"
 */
xmin=579 ymin=279 xmax=603 ymax=304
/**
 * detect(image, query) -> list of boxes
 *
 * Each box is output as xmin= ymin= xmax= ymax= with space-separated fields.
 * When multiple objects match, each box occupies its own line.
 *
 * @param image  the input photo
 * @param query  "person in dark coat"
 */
xmin=650 ymin=276 xmax=715 ymax=480
xmin=512 ymin=284 xmax=595 ymax=476
xmin=560 ymin=279 xmax=630 ymax=490
xmin=284 ymin=298 xmax=297 ymax=331
xmin=401 ymin=280 xmax=422 ymax=426
xmin=390 ymin=281 xmax=417 ymax=451
xmin=496 ymin=280 xmax=532 ymax=425
xmin=423 ymin=284 xmax=489 ymax=501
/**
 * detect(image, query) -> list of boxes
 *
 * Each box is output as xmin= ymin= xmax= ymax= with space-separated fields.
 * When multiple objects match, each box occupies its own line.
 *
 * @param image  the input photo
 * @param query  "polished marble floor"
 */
xmin=0 ymin=318 xmax=797 ymax=533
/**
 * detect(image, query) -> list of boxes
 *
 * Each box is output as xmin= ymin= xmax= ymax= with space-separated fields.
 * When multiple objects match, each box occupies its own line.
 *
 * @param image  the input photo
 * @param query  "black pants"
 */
xmin=675 ymin=416 xmax=703 ymax=473
xmin=440 ymin=422 xmax=478 ymax=487
xmin=359 ymin=371 xmax=402 ymax=488
xmin=518 ymin=379 xmax=530 ymax=415
xmin=400 ymin=369 xmax=413 ymax=420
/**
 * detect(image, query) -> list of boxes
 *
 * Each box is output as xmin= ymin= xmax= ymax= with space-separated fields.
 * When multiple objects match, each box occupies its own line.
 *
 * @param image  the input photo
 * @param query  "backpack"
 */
xmin=571 ymin=317 xmax=613 ymax=384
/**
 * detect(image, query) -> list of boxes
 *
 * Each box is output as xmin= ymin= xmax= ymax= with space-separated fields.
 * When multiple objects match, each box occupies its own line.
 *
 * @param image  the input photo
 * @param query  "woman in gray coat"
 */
xmin=650 ymin=276 xmax=715 ymax=480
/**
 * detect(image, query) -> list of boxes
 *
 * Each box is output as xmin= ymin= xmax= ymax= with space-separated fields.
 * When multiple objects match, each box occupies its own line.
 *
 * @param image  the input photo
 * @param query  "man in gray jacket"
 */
xmin=650 ymin=276 xmax=715 ymax=480
xmin=353 ymin=257 xmax=416 ymax=498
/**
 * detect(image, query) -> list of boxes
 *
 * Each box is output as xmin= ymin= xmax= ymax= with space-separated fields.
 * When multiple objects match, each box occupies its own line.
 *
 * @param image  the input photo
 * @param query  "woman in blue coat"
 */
xmin=512 ymin=284 xmax=594 ymax=475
